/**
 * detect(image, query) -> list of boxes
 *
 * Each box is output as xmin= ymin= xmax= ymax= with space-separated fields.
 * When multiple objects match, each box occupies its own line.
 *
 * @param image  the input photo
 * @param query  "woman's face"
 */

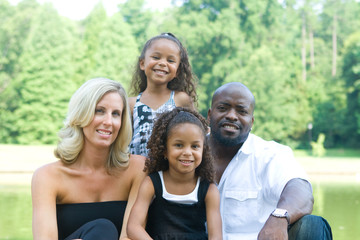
xmin=83 ymin=92 xmax=123 ymax=149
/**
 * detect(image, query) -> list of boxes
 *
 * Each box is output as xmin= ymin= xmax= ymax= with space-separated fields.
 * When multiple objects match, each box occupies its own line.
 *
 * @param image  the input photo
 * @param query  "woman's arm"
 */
xmin=205 ymin=183 xmax=223 ymax=240
xmin=119 ymin=155 xmax=147 ymax=239
xmin=126 ymin=176 xmax=155 ymax=240
xmin=31 ymin=164 xmax=58 ymax=240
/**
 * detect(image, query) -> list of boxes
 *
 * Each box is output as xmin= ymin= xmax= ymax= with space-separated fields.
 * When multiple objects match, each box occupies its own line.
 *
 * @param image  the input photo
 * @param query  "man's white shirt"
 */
xmin=217 ymin=133 xmax=309 ymax=240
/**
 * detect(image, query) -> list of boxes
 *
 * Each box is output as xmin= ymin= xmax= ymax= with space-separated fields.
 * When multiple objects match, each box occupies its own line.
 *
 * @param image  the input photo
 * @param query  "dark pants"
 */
xmin=288 ymin=215 xmax=333 ymax=240
xmin=64 ymin=218 xmax=118 ymax=240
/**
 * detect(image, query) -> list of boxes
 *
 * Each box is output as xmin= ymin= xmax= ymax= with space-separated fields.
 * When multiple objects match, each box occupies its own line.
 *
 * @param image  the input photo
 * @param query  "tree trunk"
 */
xmin=302 ymin=14 xmax=307 ymax=82
xmin=332 ymin=13 xmax=337 ymax=77
xmin=309 ymin=30 xmax=315 ymax=69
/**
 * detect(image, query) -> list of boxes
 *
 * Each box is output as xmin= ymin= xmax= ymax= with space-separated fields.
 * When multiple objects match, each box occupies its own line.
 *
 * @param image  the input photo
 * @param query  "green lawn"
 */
xmin=294 ymin=148 xmax=360 ymax=158
xmin=0 ymin=144 xmax=359 ymax=185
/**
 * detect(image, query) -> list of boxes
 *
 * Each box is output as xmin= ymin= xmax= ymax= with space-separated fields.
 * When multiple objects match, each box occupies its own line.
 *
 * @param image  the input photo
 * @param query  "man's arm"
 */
xmin=277 ymin=178 xmax=314 ymax=223
xmin=258 ymin=178 xmax=314 ymax=240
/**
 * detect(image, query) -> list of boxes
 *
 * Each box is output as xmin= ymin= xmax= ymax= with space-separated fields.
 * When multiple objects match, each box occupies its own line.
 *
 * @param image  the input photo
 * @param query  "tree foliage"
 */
xmin=0 ymin=0 xmax=359 ymax=148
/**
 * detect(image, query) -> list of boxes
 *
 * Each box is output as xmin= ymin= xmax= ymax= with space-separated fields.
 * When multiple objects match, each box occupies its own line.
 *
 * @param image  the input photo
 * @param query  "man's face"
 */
xmin=208 ymin=84 xmax=254 ymax=147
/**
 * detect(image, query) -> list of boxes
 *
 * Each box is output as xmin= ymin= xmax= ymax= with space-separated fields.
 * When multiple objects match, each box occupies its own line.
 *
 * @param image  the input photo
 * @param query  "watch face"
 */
xmin=273 ymin=209 xmax=287 ymax=216
xmin=272 ymin=208 xmax=290 ymax=224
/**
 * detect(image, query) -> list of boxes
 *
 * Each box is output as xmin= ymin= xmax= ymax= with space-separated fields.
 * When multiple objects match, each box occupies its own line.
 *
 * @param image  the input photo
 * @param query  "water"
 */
xmin=311 ymin=180 xmax=360 ymax=240
xmin=0 ymin=181 xmax=359 ymax=239
xmin=0 ymin=185 xmax=32 ymax=239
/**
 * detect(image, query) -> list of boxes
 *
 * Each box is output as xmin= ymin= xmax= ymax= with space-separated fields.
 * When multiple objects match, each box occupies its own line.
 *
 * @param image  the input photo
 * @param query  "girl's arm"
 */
xmin=174 ymin=91 xmax=195 ymax=110
xmin=120 ymin=155 xmax=147 ymax=239
xmin=205 ymin=183 xmax=223 ymax=240
xmin=31 ymin=165 xmax=58 ymax=240
xmin=127 ymin=176 xmax=155 ymax=240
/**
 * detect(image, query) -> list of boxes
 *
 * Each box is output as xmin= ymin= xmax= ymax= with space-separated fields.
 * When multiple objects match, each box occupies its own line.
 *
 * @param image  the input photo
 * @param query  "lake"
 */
xmin=311 ymin=179 xmax=360 ymax=239
xmin=0 ymin=179 xmax=359 ymax=239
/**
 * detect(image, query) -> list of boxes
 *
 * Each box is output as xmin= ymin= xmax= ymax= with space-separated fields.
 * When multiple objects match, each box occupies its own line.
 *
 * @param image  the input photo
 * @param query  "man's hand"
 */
xmin=258 ymin=215 xmax=288 ymax=240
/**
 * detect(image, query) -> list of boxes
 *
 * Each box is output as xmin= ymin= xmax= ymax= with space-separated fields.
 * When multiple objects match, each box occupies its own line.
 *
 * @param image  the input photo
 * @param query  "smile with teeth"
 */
xmin=154 ymin=69 xmax=167 ymax=74
xmin=97 ymin=130 xmax=111 ymax=135
xmin=180 ymin=160 xmax=193 ymax=164
xmin=223 ymin=124 xmax=238 ymax=130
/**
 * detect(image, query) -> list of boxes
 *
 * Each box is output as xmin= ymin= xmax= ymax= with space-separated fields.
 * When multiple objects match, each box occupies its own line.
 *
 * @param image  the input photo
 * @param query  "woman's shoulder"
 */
xmin=31 ymin=161 xmax=65 ymax=191
xmin=33 ymin=161 xmax=63 ymax=179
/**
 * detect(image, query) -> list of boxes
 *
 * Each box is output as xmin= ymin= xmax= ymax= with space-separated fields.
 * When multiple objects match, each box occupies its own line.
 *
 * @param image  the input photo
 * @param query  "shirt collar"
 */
xmin=238 ymin=133 xmax=254 ymax=156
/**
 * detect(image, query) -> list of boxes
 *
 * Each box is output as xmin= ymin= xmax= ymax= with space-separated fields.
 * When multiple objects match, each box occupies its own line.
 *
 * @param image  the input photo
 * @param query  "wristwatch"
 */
xmin=271 ymin=208 xmax=290 ymax=224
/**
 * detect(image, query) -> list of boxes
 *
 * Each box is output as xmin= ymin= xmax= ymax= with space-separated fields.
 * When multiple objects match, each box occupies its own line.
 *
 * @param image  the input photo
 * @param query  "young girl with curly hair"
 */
xmin=127 ymin=107 xmax=222 ymax=240
xmin=128 ymin=33 xmax=198 ymax=156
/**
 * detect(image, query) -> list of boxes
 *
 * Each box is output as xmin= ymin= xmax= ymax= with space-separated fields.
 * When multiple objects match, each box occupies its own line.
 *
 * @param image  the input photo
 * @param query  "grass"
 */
xmin=0 ymin=144 xmax=57 ymax=185
xmin=294 ymin=148 xmax=360 ymax=158
xmin=0 ymin=144 xmax=360 ymax=185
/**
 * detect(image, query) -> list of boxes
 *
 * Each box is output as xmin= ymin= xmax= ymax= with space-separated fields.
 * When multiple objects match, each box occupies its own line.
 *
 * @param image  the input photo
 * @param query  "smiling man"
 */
xmin=207 ymin=82 xmax=332 ymax=240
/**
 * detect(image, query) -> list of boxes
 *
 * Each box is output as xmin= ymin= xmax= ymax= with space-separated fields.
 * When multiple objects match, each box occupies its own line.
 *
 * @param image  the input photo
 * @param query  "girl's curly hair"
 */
xmin=130 ymin=33 xmax=197 ymax=104
xmin=145 ymin=107 xmax=215 ymax=183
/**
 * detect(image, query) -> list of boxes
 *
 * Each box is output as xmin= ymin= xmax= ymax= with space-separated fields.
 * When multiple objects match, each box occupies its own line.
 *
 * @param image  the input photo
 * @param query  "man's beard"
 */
xmin=210 ymin=122 xmax=249 ymax=147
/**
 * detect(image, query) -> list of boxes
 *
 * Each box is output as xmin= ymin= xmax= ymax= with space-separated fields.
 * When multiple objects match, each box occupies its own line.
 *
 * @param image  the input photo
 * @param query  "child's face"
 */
xmin=165 ymin=123 xmax=204 ymax=176
xmin=140 ymin=39 xmax=180 ymax=86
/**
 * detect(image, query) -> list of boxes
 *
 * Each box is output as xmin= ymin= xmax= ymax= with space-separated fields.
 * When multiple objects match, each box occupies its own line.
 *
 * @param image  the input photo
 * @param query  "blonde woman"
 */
xmin=31 ymin=78 xmax=146 ymax=240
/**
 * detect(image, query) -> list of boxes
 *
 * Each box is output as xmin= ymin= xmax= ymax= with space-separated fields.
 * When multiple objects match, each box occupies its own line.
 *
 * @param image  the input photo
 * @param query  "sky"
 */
xmin=8 ymin=0 xmax=173 ymax=20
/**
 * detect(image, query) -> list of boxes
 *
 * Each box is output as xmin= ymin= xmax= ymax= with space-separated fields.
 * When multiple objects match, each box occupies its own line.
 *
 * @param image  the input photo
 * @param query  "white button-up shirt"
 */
xmin=217 ymin=133 xmax=309 ymax=240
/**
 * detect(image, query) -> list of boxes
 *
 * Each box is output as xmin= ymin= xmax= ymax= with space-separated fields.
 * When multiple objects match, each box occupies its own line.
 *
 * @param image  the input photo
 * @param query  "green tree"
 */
xmin=91 ymin=12 xmax=138 ymax=91
xmin=0 ymin=0 xmax=41 ymax=143
xmin=1 ymin=0 xmax=360 ymax=148
xmin=119 ymin=0 xmax=154 ymax=50
xmin=74 ymin=2 xmax=107 ymax=85
xmin=309 ymin=0 xmax=360 ymax=147
xmin=235 ymin=46 xmax=310 ymax=145
xmin=342 ymin=32 xmax=360 ymax=146
xmin=0 ymin=0 xmax=15 ymax=93
xmin=170 ymin=0 xmax=245 ymax=114
xmin=11 ymin=3 xmax=77 ymax=144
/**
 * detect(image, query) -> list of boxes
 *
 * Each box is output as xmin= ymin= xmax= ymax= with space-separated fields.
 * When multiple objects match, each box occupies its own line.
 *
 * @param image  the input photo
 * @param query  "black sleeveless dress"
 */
xmin=146 ymin=172 xmax=210 ymax=240
xmin=56 ymin=201 xmax=127 ymax=240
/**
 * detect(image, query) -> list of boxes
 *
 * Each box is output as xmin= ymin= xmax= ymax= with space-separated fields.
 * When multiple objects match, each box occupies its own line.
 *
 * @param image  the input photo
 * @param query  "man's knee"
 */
xmin=288 ymin=215 xmax=332 ymax=240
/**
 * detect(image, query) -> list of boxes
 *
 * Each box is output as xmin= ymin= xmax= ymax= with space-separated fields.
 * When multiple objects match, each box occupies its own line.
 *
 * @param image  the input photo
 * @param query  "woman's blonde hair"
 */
xmin=54 ymin=78 xmax=132 ymax=170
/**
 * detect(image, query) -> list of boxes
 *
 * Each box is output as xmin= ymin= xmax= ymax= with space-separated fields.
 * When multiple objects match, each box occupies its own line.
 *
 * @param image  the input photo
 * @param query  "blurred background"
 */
xmin=1 ymin=0 xmax=360 ymax=148
xmin=0 ymin=0 xmax=359 ymax=239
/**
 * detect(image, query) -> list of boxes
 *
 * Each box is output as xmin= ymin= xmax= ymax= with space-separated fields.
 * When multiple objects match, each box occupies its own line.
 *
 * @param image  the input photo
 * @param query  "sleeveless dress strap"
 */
xmin=198 ymin=179 xmax=210 ymax=202
xmin=135 ymin=92 xmax=142 ymax=102
xmin=149 ymin=172 xmax=162 ymax=196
